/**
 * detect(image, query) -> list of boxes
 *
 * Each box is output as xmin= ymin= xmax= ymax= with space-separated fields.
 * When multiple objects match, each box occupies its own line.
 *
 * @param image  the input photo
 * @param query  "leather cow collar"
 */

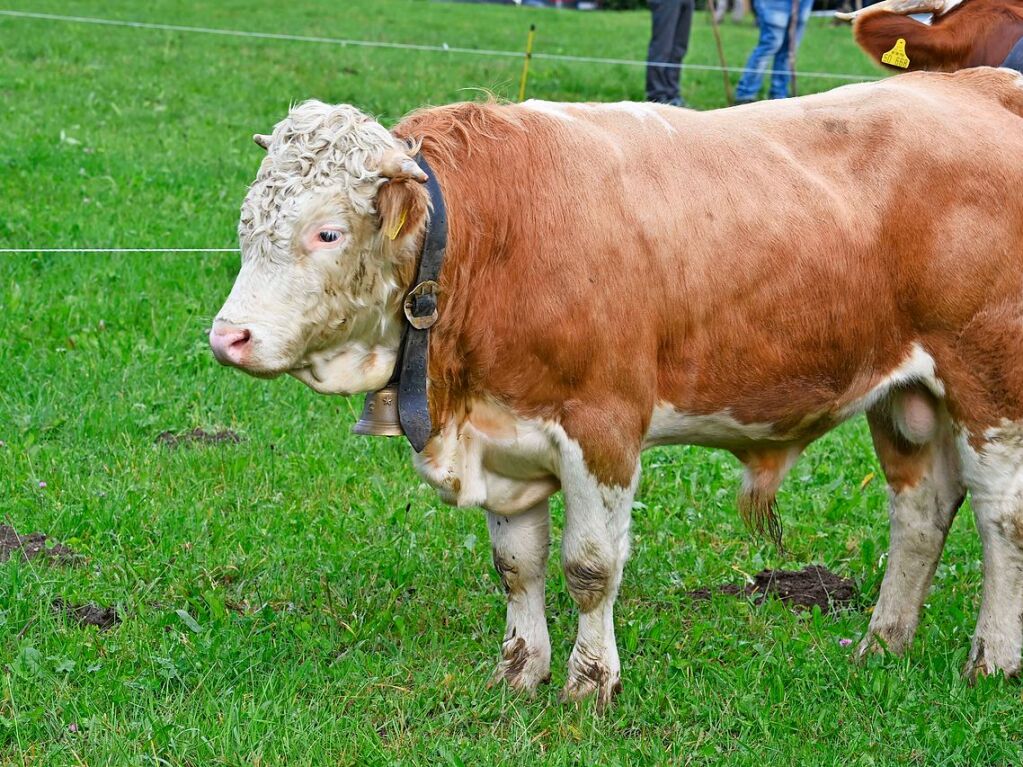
xmin=358 ymin=153 xmax=447 ymax=453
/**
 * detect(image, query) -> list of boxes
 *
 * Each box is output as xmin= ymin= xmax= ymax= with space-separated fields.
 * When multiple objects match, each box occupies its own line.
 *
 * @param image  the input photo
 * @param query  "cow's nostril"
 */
xmin=210 ymin=323 xmax=253 ymax=366
xmin=231 ymin=328 xmax=252 ymax=348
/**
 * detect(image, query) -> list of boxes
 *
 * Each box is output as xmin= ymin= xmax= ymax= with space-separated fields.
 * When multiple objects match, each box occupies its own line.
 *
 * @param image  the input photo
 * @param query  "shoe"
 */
xmin=731 ymin=97 xmax=755 ymax=106
xmin=667 ymin=96 xmax=688 ymax=108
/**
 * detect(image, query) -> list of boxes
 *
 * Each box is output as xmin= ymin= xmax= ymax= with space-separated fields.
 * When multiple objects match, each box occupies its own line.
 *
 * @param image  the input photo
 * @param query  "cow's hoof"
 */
xmin=486 ymin=636 xmax=551 ymax=695
xmin=964 ymin=638 xmax=1021 ymax=684
xmin=853 ymin=636 xmax=882 ymax=662
xmin=854 ymin=625 xmax=910 ymax=661
xmin=559 ymin=651 xmax=621 ymax=712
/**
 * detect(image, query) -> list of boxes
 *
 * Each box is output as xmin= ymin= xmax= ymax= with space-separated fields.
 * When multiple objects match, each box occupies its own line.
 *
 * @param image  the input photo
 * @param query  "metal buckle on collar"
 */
xmin=403 ymin=280 xmax=440 ymax=330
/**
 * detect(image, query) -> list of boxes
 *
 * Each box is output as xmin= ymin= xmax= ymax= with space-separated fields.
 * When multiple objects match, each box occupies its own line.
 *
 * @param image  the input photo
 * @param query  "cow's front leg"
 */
xmin=486 ymin=499 xmax=552 ymax=694
xmin=557 ymin=441 xmax=638 ymax=711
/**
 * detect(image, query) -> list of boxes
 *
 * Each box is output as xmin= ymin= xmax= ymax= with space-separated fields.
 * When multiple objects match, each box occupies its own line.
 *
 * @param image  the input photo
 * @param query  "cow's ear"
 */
xmin=379 ymin=152 xmax=428 ymax=183
xmin=377 ymin=178 xmax=429 ymax=243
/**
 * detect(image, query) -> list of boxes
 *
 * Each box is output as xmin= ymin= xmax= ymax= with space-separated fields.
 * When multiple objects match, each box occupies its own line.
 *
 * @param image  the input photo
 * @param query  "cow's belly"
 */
xmin=413 ymin=344 xmax=945 ymax=508
xmin=647 ymin=342 xmax=945 ymax=451
xmin=644 ymin=408 xmax=783 ymax=450
xmin=412 ymin=399 xmax=561 ymax=515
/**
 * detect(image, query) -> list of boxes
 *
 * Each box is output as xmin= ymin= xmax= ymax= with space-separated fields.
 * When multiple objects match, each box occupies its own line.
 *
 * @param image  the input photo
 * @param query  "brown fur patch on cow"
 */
xmin=389 ymin=71 xmax=1023 ymax=492
xmin=564 ymin=551 xmax=610 ymax=613
xmin=503 ymin=636 xmax=530 ymax=679
xmin=491 ymin=549 xmax=519 ymax=595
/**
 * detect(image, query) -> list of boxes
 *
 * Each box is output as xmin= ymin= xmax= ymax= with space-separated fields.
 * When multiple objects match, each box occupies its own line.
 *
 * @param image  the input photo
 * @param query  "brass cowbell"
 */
xmin=352 ymin=384 xmax=404 ymax=437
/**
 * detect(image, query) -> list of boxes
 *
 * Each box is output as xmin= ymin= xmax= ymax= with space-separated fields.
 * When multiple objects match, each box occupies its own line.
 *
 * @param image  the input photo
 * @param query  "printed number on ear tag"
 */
xmin=881 ymin=39 xmax=910 ymax=69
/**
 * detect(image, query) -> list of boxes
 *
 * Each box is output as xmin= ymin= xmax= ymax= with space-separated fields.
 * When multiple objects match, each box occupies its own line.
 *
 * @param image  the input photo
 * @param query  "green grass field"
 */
xmin=1 ymin=0 xmax=1020 ymax=764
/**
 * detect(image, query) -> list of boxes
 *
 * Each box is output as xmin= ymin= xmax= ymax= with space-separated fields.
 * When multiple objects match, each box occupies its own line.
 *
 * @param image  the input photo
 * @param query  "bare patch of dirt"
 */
xmin=687 ymin=565 xmax=857 ymax=613
xmin=0 ymin=524 xmax=79 ymax=566
xmin=155 ymin=428 xmax=241 ymax=448
xmin=52 ymin=598 xmax=121 ymax=631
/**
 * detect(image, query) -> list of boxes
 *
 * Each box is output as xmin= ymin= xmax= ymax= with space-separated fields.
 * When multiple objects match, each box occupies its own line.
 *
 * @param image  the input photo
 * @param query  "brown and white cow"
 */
xmin=838 ymin=0 xmax=1023 ymax=71
xmin=211 ymin=68 xmax=1023 ymax=708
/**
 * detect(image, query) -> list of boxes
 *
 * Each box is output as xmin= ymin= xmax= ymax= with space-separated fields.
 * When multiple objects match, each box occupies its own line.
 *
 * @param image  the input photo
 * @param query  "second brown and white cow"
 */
xmin=838 ymin=0 xmax=1023 ymax=71
xmin=211 ymin=68 xmax=1023 ymax=709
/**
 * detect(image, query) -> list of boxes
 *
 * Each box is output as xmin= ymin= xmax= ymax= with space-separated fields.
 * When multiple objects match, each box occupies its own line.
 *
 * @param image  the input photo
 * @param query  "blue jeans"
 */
xmin=1003 ymin=36 xmax=1023 ymax=73
xmin=735 ymin=0 xmax=814 ymax=101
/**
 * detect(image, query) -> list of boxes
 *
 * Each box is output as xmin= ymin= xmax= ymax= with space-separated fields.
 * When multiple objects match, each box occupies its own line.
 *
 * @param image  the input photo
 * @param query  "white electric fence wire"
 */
xmin=0 ymin=7 xmax=879 ymax=255
xmin=0 ymin=248 xmax=236 ymax=253
xmin=0 ymin=9 xmax=880 ymax=82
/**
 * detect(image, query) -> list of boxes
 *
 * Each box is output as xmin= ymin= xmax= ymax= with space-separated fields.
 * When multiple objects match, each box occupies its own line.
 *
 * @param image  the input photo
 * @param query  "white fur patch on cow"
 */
xmin=547 ymin=424 xmax=636 ymax=707
xmin=486 ymin=500 xmax=553 ymax=693
xmin=589 ymin=102 xmax=678 ymax=132
xmin=838 ymin=342 xmax=946 ymax=419
xmin=644 ymin=407 xmax=778 ymax=449
xmin=957 ymin=420 xmax=1023 ymax=499
xmin=645 ymin=343 xmax=945 ymax=450
xmin=523 ymin=100 xmax=677 ymax=132
xmin=412 ymin=399 xmax=561 ymax=514
xmin=956 ymin=421 xmax=1023 ymax=677
xmin=521 ymin=100 xmax=577 ymax=121
xmin=287 ymin=342 xmax=398 ymax=395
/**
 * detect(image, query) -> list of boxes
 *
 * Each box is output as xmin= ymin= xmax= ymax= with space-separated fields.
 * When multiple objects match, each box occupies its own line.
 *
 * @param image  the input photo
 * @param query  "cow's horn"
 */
xmin=253 ymin=133 xmax=272 ymax=150
xmin=380 ymin=153 xmax=428 ymax=183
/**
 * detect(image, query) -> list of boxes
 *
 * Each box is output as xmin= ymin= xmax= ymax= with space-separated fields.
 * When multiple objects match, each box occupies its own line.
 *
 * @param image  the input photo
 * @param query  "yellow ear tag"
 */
xmin=881 ymin=39 xmax=910 ymax=69
xmin=387 ymin=207 xmax=408 ymax=241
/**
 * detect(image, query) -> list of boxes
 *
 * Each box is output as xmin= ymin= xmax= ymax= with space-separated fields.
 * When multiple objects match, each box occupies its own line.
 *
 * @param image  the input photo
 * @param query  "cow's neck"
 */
xmin=355 ymin=156 xmax=448 ymax=451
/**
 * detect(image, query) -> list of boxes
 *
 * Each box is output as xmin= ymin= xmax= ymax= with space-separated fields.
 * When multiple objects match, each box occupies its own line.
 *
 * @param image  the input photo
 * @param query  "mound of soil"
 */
xmin=0 ymin=524 xmax=79 ymax=566
xmin=688 ymin=565 xmax=857 ymax=613
xmin=155 ymin=428 xmax=241 ymax=448
xmin=52 ymin=598 xmax=120 ymax=631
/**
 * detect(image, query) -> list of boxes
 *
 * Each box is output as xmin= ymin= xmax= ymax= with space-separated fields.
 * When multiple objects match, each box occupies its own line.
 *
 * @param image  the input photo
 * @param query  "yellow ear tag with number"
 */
xmin=881 ymin=39 xmax=910 ymax=69
xmin=387 ymin=207 xmax=408 ymax=241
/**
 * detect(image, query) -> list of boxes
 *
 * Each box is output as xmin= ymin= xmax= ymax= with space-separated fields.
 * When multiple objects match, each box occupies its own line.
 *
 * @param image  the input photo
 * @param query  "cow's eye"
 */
xmin=318 ymin=230 xmax=341 ymax=243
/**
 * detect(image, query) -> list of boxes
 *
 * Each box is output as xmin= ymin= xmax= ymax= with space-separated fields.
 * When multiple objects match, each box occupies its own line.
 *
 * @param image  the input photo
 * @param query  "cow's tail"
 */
xmin=737 ymin=484 xmax=784 ymax=552
xmin=852 ymin=12 xmax=969 ymax=72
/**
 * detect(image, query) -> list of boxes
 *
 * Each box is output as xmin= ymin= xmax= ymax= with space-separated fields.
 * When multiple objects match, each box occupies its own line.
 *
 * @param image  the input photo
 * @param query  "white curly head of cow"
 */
xmin=210 ymin=100 xmax=429 ymax=395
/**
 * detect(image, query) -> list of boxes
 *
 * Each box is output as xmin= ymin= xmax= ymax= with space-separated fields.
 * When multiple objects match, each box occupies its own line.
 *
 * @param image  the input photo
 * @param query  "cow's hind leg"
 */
xmin=555 ymin=433 xmax=637 ymax=711
xmin=960 ymin=427 xmax=1023 ymax=680
xmin=486 ymin=499 xmax=552 ymax=694
xmin=858 ymin=388 xmax=964 ymax=657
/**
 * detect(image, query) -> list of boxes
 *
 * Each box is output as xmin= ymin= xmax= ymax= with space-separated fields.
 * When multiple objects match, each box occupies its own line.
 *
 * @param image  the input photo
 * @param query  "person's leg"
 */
xmin=769 ymin=0 xmax=813 ymax=99
xmin=667 ymin=0 xmax=695 ymax=105
xmin=715 ymin=0 xmax=727 ymax=24
xmin=769 ymin=15 xmax=794 ymax=99
xmin=1002 ymin=36 xmax=1023 ymax=74
xmin=646 ymin=0 xmax=684 ymax=103
xmin=735 ymin=0 xmax=788 ymax=102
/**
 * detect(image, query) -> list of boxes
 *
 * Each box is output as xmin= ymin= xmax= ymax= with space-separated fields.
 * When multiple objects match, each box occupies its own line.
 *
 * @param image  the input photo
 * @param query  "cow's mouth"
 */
xmin=288 ymin=364 xmax=340 ymax=394
xmin=288 ymin=363 xmax=316 ymax=381
xmin=247 ymin=367 xmax=288 ymax=380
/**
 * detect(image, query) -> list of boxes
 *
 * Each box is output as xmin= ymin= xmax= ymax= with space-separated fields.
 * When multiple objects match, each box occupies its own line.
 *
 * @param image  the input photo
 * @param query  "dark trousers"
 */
xmin=646 ymin=0 xmax=695 ymax=103
xmin=1002 ymin=36 xmax=1023 ymax=73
